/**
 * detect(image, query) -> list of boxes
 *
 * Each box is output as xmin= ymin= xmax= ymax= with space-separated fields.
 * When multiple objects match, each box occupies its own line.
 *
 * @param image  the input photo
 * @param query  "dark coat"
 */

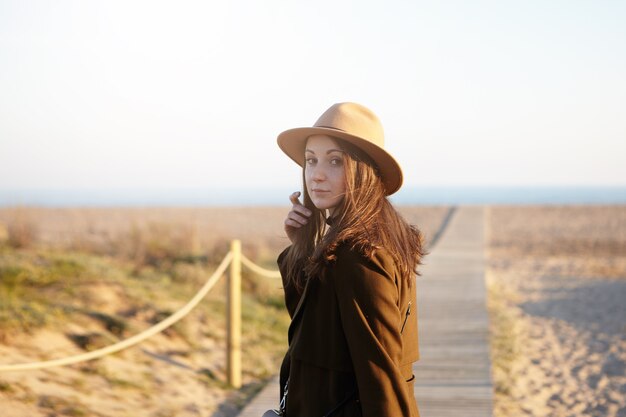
xmin=278 ymin=243 xmax=420 ymax=417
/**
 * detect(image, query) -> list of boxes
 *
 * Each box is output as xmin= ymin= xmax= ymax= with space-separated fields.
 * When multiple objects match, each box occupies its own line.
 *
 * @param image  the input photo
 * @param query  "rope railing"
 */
xmin=241 ymin=254 xmax=282 ymax=279
xmin=0 ymin=240 xmax=281 ymax=388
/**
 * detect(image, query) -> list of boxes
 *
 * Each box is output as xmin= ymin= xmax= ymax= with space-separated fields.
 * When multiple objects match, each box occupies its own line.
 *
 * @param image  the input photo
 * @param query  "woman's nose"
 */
xmin=311 ymin=166 xmax=326 ymax=181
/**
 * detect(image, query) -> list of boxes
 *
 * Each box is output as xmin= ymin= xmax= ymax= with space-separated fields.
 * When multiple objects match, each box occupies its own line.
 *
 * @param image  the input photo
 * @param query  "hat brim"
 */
xmin=277 ymin=126 xmax=403 ymax=196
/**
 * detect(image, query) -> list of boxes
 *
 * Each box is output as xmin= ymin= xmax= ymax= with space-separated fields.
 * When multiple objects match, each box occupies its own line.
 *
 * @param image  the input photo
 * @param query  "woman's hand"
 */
xmin=284 ymin=191 xmax=312 ymax=243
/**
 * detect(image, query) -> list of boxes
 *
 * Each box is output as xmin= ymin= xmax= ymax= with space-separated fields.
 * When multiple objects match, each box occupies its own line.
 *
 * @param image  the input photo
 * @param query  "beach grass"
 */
xmin=0 ymin=205 xmax=454 ymax=416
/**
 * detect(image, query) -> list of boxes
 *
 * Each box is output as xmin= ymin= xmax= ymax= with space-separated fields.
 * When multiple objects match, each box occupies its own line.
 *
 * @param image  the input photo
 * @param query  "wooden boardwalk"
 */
xmin=413 ymin=206 xmax=493 ymax=416
xmin=237 ymin=205 xmax=493 ymax=416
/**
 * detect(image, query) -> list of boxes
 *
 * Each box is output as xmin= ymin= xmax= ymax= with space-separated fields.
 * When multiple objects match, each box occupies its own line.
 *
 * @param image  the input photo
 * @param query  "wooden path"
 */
xmin=413 ymin=206 xmax=493 ymax=416
xmin=237 ymin=205 xmax=493 ymax=416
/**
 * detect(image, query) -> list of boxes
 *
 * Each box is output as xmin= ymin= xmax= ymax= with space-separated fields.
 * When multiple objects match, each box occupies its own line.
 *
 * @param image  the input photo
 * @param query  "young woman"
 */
xmin=275 ymin=102 xmax=426 ymax=417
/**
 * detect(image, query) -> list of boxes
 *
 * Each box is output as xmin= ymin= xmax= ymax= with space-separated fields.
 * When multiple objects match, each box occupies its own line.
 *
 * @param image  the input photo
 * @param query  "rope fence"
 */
xmin=0 ymin=240 xmax=279 ymax=388
xmin=241 ymin=254 xmax=282 ymax=279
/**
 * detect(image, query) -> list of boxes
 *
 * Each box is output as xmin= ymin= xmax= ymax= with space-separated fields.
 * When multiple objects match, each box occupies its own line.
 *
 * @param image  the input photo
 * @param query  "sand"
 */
xmin=487 ymin=205 xmax=626 ymax=417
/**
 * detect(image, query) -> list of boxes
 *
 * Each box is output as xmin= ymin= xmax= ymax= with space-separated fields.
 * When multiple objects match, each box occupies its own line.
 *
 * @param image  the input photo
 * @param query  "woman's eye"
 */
xmin=330 ymin=158 xmax=343 ymax=166
xmin=305 ymin=157 xmax=317 ymax=165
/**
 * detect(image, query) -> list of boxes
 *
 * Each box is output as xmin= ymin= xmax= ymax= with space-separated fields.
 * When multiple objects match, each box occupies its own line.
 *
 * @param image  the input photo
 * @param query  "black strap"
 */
xmin=279 ymin=378 xmax=289 ymax=415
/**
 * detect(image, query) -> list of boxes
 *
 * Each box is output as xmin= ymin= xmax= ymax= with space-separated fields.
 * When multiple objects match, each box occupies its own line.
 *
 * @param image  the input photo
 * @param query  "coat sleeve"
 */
xmin=332 ymin=246 xmax=415 ymax=417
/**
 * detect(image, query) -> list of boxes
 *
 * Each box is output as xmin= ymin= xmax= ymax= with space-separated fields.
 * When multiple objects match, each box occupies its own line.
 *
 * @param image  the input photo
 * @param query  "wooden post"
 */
xmin=227 ymin=239 xmax=242 ymax=388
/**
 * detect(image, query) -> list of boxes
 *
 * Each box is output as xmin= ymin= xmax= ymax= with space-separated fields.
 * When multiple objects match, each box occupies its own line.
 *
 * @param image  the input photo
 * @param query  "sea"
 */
xmin=0 ymin=186 xmax=625 ymax=207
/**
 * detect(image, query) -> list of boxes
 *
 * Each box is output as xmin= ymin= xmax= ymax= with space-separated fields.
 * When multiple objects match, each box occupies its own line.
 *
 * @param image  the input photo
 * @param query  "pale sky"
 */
xmin=1 ymin=0 xmax=625 ymax=192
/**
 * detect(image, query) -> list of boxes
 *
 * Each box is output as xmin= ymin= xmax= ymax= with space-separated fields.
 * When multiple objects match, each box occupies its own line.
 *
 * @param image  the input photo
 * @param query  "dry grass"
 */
xmin=2 ymin=208 xmax=38 ymax=249
xmin=488 ymin=205 xmax=626 ymax=259
xmin=0 ymin=207 xmax=290 ymax=257
xmin=486 ymin=279 xmax=522 ymax=399
xmin=0 ymin=205 xmax=445 ymax=256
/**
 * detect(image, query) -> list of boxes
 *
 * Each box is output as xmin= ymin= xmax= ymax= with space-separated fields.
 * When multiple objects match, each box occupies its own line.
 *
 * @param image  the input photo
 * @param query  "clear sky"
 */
xmin=1 ymin=0 xmax=625 ymax=192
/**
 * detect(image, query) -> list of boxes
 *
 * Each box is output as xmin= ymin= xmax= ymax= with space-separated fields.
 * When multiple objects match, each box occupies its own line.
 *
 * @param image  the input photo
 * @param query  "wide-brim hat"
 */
xmin=277 ymin=102 xmax=403 ymax=195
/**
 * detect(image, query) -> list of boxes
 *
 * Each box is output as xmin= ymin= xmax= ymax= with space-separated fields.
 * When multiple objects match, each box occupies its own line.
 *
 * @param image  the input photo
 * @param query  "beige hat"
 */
xmin=277 ymin=102 xmax=403 ymax=195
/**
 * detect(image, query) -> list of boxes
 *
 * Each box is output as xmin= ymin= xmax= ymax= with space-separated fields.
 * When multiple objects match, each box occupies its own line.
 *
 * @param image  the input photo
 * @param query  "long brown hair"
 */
xmin=282 ymin=137 xmax=427 ymax=292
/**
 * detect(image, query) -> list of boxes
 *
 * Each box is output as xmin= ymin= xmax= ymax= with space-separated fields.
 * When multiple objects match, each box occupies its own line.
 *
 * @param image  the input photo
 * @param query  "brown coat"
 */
xmin=278 ymin=243 xmax=420 ymax=417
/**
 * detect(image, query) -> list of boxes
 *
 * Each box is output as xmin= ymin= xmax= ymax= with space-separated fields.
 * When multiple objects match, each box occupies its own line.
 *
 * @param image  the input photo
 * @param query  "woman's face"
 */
xmin=304 ymin=135 xmax=347 ymax=215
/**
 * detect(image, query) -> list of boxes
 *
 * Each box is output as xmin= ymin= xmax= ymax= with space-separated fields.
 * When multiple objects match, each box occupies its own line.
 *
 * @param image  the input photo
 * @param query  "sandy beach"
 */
xmin=487 ymin=205 xmax=626 ymax=417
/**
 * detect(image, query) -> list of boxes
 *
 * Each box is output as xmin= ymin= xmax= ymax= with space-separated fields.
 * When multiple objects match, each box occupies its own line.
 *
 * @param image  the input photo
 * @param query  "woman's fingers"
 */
xmin=285 ymin=191 xmax=312 ymax=242
xmin=289 ymin=191 xmax=301 ymax=205
xmin=284 ymin=218 xmax=303 ymax=229
xmin=287 ymin=210 xmax=309 ymax=226
xmin=289 ymin=191 xmax=312 ymax=217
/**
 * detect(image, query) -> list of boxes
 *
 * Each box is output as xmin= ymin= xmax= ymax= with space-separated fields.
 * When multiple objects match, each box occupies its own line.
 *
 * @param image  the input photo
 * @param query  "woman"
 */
xmin=275 ymin=102 xmax=426 ymax=417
